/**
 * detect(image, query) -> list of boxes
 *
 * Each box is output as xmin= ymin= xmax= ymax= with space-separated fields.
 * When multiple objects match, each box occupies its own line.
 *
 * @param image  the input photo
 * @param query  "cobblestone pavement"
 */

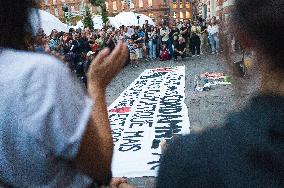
xmin=106 ymin=53 xmax=250 ymax=187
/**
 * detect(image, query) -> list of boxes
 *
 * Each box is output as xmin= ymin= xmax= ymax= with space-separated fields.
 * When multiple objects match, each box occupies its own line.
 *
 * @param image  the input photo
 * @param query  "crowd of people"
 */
xmin=30 ymin=16 xmax=225 ymax=85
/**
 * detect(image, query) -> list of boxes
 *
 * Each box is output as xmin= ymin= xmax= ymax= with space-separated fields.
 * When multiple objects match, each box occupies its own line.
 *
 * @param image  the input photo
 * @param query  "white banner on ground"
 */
xmin=108 ymin=66 xmax=190 ymax=177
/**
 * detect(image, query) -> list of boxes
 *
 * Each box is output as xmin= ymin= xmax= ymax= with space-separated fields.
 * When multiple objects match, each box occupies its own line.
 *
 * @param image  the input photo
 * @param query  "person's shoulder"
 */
xmin=4 ymin=49 xmax=66 ymax=75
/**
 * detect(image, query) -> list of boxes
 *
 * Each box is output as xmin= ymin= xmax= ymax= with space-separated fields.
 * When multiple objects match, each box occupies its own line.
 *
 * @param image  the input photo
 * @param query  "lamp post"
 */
xmin=62 ymin=4 xmax=70 ymax=26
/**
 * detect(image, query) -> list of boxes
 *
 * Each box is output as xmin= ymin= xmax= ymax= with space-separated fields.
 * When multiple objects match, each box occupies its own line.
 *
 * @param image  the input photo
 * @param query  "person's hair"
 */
xmin=233 ymin=0 xmax=284 ymax=71
xmin=0 ymin=0 xmax=38 ymax=50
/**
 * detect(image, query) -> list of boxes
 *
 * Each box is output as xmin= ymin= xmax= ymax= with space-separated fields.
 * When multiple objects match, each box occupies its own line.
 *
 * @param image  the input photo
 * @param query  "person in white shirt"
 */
xmin=160 ymin=25 xmax=170 ymax=44
xmin=0 ymin=1 xmax=133 ymax=188
xmin=207 ymin=18 xmax=220 ymax=54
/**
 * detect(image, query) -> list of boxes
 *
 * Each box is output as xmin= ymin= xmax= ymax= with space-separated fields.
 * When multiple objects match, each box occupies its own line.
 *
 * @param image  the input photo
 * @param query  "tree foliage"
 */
xmin=89 ymin=0 xmax=108 ymax=26
xmin=83 ymin=5 xmax=94 ymax=29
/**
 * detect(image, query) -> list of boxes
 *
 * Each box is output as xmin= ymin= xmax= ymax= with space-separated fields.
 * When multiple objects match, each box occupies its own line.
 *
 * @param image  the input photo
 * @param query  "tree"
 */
xmin=83 ymin=5 xmax=94 ymax=29
xmin=89 ymin=0 xmax=108 ymax=26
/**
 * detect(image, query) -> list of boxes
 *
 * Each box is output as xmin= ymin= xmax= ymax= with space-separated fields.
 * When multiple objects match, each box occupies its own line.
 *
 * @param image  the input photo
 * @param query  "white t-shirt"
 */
xmin=160 ymin=27 xmax=170 ymax=42
xmin=208 ymin=24 xmax=219 ymax=35
xmin=0 ymin=49 xmax=93 ymax=187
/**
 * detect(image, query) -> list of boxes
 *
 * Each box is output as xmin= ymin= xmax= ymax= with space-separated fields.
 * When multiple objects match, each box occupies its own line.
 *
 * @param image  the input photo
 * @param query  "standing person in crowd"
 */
xmin=156 ymin=26 xmax=162 ymax=59
xmin=180 ymin=21 xmax=191 ymax=56
xmin=190 ymin=20 xmax=201 ymax=57
xmin=0 ymin=1 xmax=135 ymax=187
xmin=143 ymin=20 xmax=151 ymax=58
xmin=157 ymin=0 xmax=284 ymax=187
xmin=200 ymin=19 xmax=208 ymax=54
xmin=173 ymin=35 xmax=186 ymax=61
xmin=148 ymin=26 xmax=157 ymax=60
xmin=208 ymin=17 xmax=220 ymax=54
xmin=160 ymin=24 xmax=170 ymax=48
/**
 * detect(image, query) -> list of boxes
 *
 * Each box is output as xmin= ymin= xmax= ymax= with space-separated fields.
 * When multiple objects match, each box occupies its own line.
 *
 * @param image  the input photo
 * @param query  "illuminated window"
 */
xmin=130 ymin=2 xmax=135 ymax=9
xmin=186 ymin=3 xmax=190 ymax=9
xmin=105 ymin=2 xmax=109 ymax=10
xmin=180 ymin=3 xmax=183 ymax=8
xmin=139 ymin=0 xmax=143 ymax=7
xmin=173 ymin=3 xmax=177 ymax=9
xmin=113 ymin=1 xmax=117 ymax=10
xmin=149 ymin=13 xmax=154 ymax=17
xmin=148 ymin=0 xmax=153 ymax=6
xmin=180 ymin=11 xmax=184 ymax=19
xmin=186 ymin=11 xmax=190 ymax=18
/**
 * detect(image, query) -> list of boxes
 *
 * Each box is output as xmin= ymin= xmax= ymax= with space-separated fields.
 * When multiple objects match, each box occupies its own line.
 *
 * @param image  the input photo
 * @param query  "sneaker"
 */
xmin=211 ymin=51 xmax=215 ymax=55
xmin=197 ymin=55 xmax=200 ymax=57
xmin=192 ymin=55 xmax=196 ymax=57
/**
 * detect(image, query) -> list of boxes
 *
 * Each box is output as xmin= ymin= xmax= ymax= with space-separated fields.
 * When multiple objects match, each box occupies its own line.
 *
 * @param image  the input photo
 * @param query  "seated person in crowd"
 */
xmin=160 ymin=43 xmax=170 ymax=61
xmin=173 ymin=35 xmax=186 ymax=61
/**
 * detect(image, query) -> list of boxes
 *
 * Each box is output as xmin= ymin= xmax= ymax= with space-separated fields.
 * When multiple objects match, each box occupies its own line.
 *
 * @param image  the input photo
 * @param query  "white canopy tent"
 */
xmin=114 ymin=12 xmax=155 ymax=27
xmin=114 ymin=12 xmax=138 ymax=27
xmin=75 ymin=12 xmax=155 ymax=30
xmin=30 ymin=9 xmax=69 ymax=35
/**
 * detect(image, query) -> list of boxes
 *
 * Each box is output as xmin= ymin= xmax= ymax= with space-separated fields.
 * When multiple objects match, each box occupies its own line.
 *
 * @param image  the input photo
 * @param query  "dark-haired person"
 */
xmin=157 ymin=0 xmax=284 ymax=187
xmin=0 ymin=1 xmax=131 ymax=187
xmin=173 ymin=36 xmax=186 ymax=61
xmin=190 ymin=20 xmax=201 ymax=57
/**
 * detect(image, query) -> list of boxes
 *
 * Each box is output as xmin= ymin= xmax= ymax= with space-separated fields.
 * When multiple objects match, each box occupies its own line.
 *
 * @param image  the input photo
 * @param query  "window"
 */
xmin=180 ymin=3 xmax=183 ymax=9
xmin=173 ymin=3 xmax=177 ymax=9
xmin=130 ymin=2 xmax=135 ymax=9
xmin=54 ymin=6 xmax=59 ymax=16
xmin=180 ymin=11 xmax=184 ymax=19
xmin=186 ymin=11 xmax=190 ymax=18
xmin=148 ymin=0 xmax=153 ymax=7
xmin=113 ymin=1 xmax=117 ymax=10
xmin=105 ymin=2 xmax=109 ymax=10
xmin=139 ymin=0 xmax=143 ymax=8
xmin=186 ymin=3 xmax=190 ymax=9
xmin=173 ymin=12 xmax=177 ymax=18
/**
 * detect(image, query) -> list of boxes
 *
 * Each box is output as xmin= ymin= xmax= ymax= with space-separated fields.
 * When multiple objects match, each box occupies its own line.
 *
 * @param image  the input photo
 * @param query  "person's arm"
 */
xmin=74 ymin=42 xmax=129 ymax=185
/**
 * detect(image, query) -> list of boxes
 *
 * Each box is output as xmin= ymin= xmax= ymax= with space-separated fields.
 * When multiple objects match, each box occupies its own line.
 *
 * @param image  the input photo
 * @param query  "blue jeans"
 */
xmin=148 ymin=40 xmax=156 ymax=59
xmin=209 ymin=34 xmax=220 ymax=53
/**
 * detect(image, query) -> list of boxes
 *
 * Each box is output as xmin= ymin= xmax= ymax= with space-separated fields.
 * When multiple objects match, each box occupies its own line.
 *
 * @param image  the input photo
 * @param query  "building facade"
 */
xmin=197 ymin=0 xmax=235 ymax=20
xmin=105 ymin=0 xmax=170 ymax=24
xmin=169 ymin=0 xmax=192 ymax=21
xmin=41 ymin=0 xmax=193 ymax=24
xmin=41 ymin=0 xmax=90 ymax=20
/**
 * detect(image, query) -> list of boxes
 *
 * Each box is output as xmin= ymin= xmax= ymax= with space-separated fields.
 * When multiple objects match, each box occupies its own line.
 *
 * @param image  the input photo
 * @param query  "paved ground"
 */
xmin=106 ymin=53 xmax=250 ymax=187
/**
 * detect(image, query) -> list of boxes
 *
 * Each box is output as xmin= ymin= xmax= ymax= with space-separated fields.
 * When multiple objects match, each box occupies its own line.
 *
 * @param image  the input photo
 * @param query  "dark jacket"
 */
xmin=157 ymin=95 xmax=284 ymax=188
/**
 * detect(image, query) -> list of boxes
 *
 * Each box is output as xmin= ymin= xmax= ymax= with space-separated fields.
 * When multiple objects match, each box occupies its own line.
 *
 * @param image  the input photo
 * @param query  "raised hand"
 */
xmin=87 ymin=41 xmax=129 ymax=91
